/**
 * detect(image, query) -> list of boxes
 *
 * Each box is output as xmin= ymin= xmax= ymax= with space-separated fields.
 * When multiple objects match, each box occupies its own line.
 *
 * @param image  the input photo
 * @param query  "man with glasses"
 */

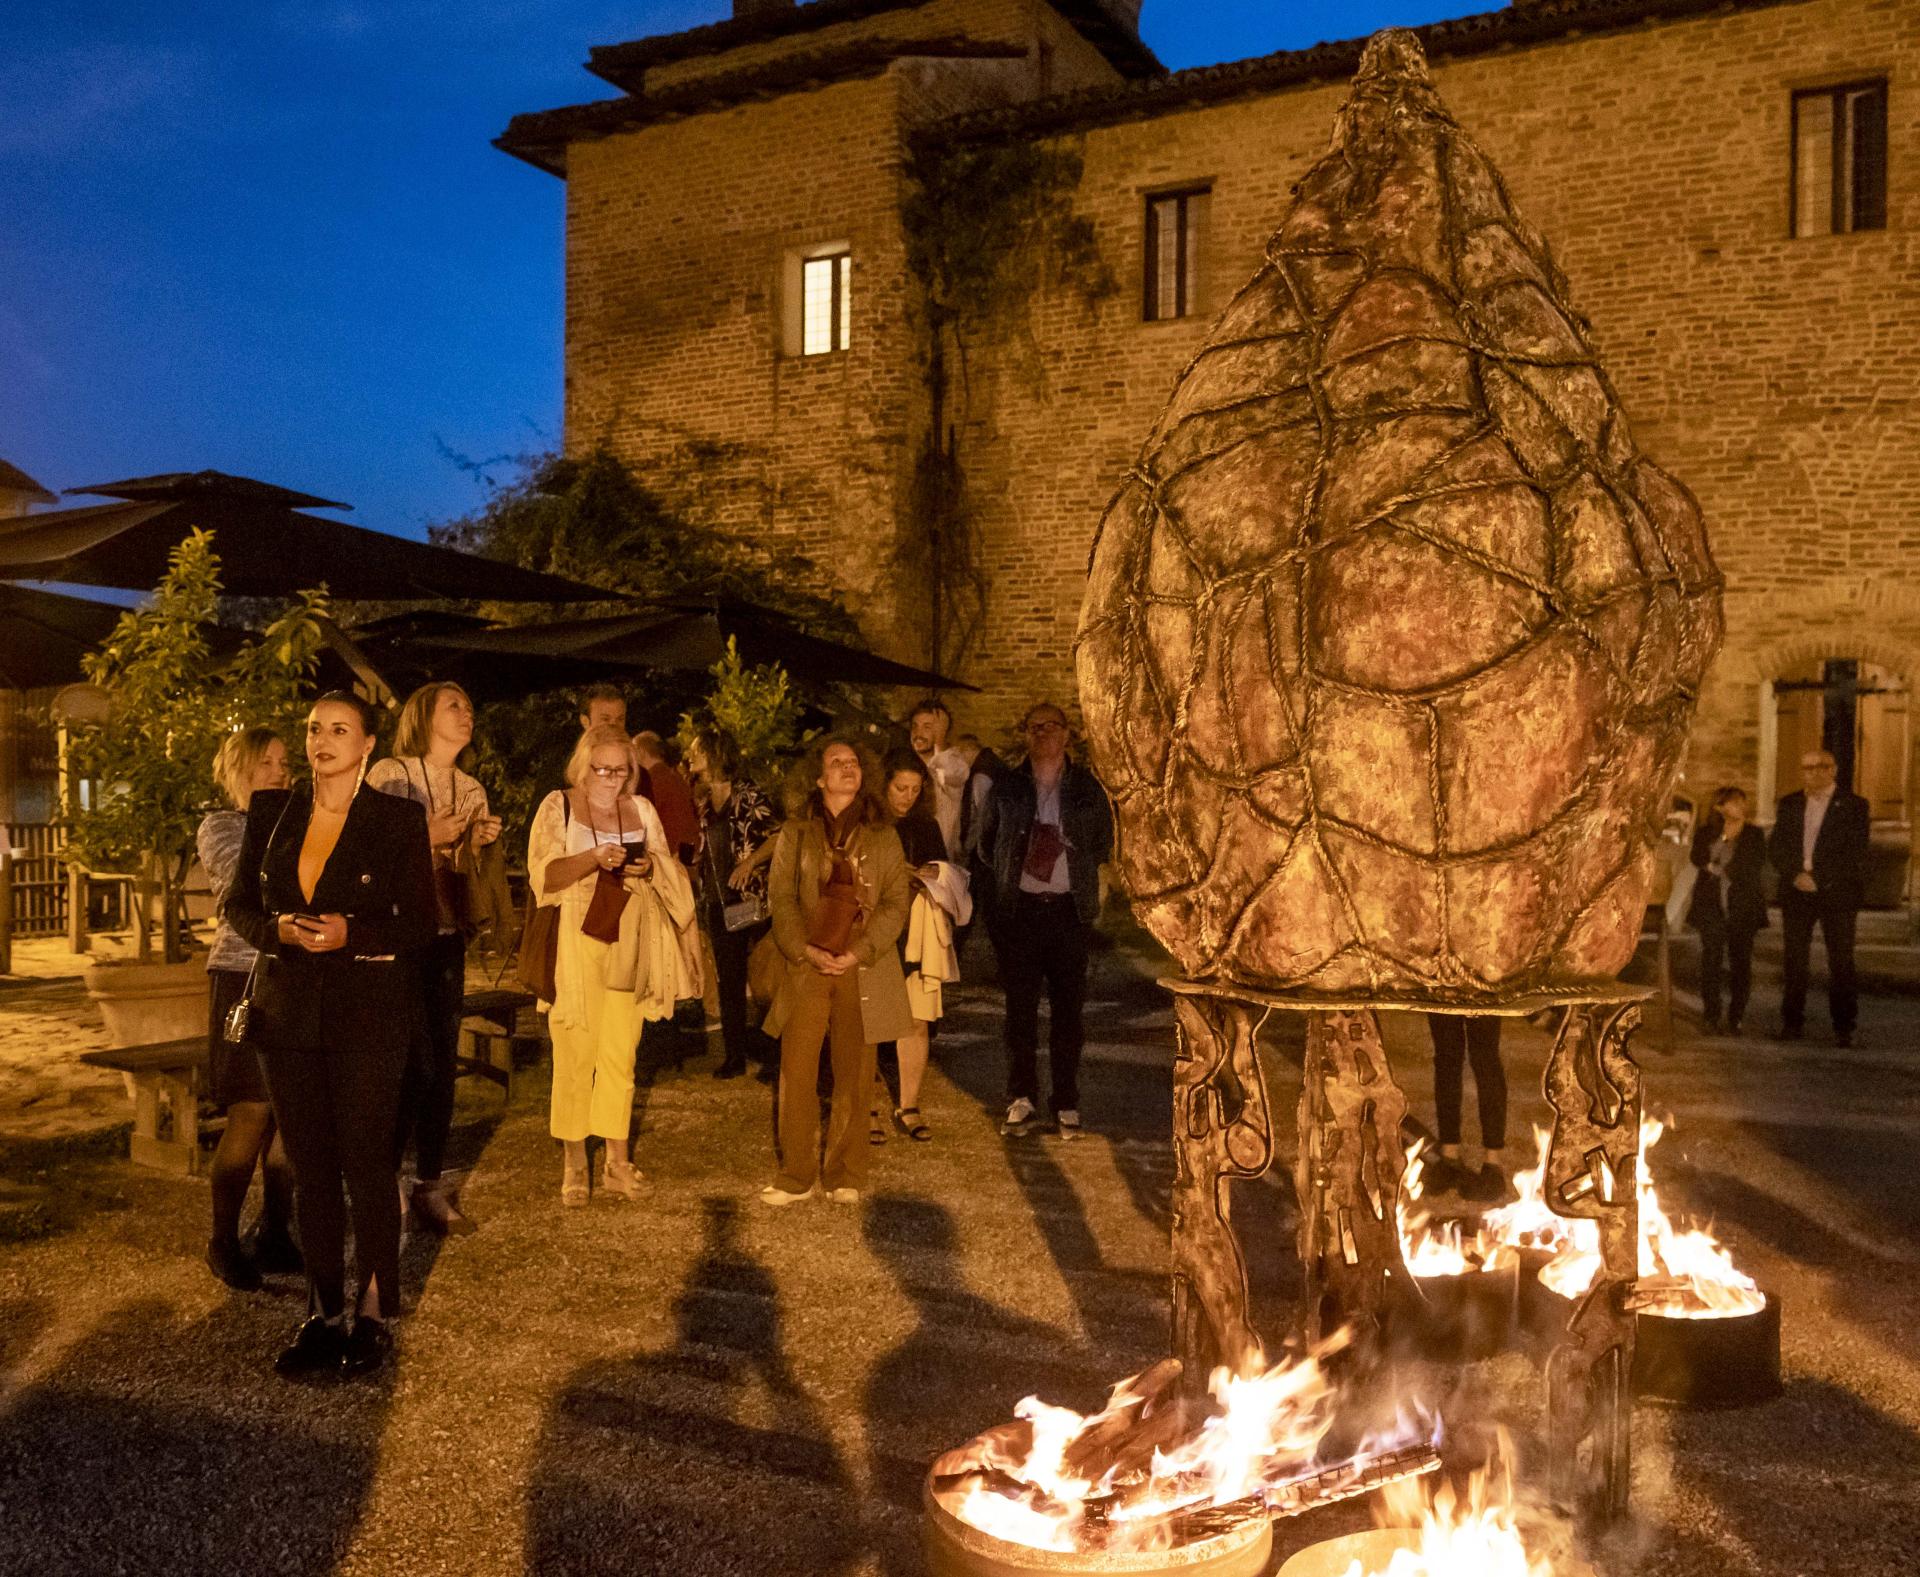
xmin=976 ymin=702 xmax=1114 ymax=1137
xmin=1767 ymin=748 xmax=1871 ymax=1046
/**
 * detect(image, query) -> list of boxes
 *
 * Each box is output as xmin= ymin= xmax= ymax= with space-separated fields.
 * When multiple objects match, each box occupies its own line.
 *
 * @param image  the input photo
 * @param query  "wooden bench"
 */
xmin=456 ymin=988 xmax=542 ymax=1101
xmin=79 ymin=1038 xmax=209 ymax=1174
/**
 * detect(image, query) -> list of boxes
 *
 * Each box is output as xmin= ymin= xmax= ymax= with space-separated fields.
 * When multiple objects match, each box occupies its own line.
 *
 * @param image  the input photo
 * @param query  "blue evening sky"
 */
xmin=1 ymin=0 xmax=1481 ymax=541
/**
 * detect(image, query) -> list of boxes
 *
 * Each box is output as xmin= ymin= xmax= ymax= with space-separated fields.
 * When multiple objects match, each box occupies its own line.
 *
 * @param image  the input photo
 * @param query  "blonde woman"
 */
xmin=528 ymin=724 xmax=695 ymax=1205
xmin=367 ymin=681 xmax=501 ymax=1234
xmin=197 ymin=726 xmax=299 ymax=1291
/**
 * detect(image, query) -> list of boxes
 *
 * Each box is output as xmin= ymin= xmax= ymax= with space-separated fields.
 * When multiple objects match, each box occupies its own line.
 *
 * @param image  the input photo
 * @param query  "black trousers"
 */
xmin=262 ymin=1038 xmax=406 ymax=1319
xmin=1780 ymin=892 xmax=1859 ymax=1036
xmin=705 ymin=904 xmax=772 ymax=1070
xmin=396 ymin=931 xmax=465 ymax=1181
xmin=1696 ymin=915 xmax=1760 ymax=1027
xmin=1001 ymin=892 xmax=1089 ymax=1114
xmin=1426 ymin=1013 xmax=1506 ymax=1149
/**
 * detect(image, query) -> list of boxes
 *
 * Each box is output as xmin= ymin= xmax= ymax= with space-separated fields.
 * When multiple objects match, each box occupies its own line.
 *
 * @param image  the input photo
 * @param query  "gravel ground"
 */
xmin=0 ymin=927 xmax=1914 ymax=1576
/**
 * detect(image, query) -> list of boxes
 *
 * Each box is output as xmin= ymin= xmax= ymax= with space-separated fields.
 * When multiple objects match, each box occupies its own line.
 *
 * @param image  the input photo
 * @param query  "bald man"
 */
xmin=1767 ymin=749 xmax=1871 ymax=1046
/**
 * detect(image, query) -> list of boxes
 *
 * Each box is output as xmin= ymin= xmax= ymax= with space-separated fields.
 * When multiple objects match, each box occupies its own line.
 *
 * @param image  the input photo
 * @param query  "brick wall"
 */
xmin=953 ymin=0 xmax=1919 ymax=825
xmin=555 ymin=0 xmax=1917 ymax=840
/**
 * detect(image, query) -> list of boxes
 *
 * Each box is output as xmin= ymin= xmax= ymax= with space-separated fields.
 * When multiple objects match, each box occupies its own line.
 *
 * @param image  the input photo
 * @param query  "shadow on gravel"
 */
xmin=525 ymin=1196 xmax=863 ymax=1577
xmin=0 ymin=1296 xmax=392 ymax=1574
xmin=0 ymin=1128 xmax=139 ymax=1246
xmin=1658 ymin=1377 xmax=1920 ymax=1576
xmin=1733 ymin=1120 xmax=1920 ymax=1250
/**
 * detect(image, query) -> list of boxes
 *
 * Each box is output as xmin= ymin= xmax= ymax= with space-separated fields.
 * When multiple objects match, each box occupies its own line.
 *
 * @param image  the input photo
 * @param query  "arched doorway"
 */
xmin=1761 ymin=656 xmax=1913 ymax=907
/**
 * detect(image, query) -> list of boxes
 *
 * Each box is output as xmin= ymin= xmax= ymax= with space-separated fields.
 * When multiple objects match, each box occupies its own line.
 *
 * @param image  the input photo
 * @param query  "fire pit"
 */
xmin=925 ymin=1341 xmax=1441 ymax=1572
xmin=1388 ymin=1146 xmax=1520 ymax=1363
xmin=1501 ymin=1119 xmax=1780 ymax=1406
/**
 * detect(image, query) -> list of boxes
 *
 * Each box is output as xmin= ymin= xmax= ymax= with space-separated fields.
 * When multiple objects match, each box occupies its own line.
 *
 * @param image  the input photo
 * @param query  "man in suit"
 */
xmin=1768 ymin=748 xmax=1872 ymax=1046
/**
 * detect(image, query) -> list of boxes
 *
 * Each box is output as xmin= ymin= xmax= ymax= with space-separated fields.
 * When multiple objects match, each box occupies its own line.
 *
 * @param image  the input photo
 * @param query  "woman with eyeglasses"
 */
xmin=528 ymin=724 xmax=694 ymax=1206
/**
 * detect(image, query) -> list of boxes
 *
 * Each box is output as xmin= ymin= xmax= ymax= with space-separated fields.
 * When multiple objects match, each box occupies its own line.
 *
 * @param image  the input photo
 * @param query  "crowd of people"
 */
xmin=192 ymin=674 xmax=1873 ymax=1378
xmin=194 ymin=683 xmax=1115 ymax=1380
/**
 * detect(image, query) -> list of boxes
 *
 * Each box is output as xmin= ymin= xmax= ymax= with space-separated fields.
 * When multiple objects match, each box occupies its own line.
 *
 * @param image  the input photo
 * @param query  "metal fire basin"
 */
xmin=1279 ymin=1529 xmax=1598 ymax=1577
xmin=922 ymin=1480 xmax=1273 ymax=1577
xmin=1385 ymin=1261 xmax=1520 ymax=1365
xmin=1523 ymin=1275 xmax=1783 ymax=1409
xmin=1632 ymin=1290 xmax=1782 ymax=1409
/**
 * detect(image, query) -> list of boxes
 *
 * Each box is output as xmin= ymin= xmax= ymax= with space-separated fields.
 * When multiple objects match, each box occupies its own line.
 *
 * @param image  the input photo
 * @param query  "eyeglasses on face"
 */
xmin=1026 ymin=720 xmax=1066 ymax=735
xmin=589 ymin=764 xmax=630 ymax=778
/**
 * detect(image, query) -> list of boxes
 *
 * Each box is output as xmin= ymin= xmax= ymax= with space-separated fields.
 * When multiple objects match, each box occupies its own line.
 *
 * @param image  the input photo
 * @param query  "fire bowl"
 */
xmin=922 ymin=1478 xmax=1273 ymax=1577
xmin=1276 ymin=1529 xmax=1420 ymax=1577
xmin=1385 ymin=1261 xmax=1520 ymax=1364
xmin=1521 ymin=1276 xmax=1783 ymax=1409
xmin=1278 ymin=1528 xmax=1598 ymax=1576
xmin=1632 ymin=1289 xmax=1782 ymax=1409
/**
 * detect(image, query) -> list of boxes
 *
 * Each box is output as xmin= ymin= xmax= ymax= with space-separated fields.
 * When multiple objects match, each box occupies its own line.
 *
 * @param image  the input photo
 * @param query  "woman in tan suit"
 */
xmin=760 ymin=737 xmax=911 ymax=1206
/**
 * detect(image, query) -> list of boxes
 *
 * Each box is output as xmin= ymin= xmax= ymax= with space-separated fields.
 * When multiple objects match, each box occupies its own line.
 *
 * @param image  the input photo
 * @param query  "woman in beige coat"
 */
xmin=760 ymin=737 xmax=912 ymax=1206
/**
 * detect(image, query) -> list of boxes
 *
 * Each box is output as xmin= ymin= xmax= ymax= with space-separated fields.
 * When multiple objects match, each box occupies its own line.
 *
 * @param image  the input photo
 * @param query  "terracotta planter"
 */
xmin=84 ymin=958 xmax=207 ymax=1049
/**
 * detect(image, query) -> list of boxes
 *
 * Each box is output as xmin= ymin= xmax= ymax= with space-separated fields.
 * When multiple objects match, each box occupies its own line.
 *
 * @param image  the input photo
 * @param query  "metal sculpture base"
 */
xmin=1163 ymin=980 xmax=1648 ymax=1523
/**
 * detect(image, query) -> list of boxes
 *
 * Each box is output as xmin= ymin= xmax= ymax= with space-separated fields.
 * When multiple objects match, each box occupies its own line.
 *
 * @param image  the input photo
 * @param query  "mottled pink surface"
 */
xmin=1076 ymin=31 xmax=1722 ymax=1001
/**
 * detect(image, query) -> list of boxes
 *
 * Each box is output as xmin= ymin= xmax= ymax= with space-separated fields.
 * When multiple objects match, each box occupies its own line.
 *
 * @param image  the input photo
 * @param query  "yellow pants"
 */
xmin=548 ymin=934 xmax=644 ymax=1142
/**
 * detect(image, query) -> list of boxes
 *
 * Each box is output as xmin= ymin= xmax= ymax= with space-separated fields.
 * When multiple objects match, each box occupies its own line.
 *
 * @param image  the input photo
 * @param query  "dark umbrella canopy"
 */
xmin=0 ymin=482 xmax=606 ymax=603
xmin=416 ymin=599 xmax=976 ymax=691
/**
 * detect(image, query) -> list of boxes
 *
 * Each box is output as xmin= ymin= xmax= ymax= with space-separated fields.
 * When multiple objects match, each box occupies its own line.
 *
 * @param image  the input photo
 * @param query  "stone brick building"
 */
xmin=502 ymin=0 xmax=1916 ymax=901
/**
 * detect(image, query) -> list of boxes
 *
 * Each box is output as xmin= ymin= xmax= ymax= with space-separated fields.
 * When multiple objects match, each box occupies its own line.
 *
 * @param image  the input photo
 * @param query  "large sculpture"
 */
xmin=1076 ymin=31 xmax=1723 ymax=1001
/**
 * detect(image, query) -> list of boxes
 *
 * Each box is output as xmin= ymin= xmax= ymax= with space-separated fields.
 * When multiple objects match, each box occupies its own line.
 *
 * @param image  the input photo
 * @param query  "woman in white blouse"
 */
xmin=528 ymin=725 xmax=694 ymax=1205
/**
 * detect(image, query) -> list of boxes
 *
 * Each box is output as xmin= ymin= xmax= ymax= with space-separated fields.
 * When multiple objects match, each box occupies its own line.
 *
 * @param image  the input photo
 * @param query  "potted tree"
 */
xmin=63 ymin=529 xmax=326 ymax=1046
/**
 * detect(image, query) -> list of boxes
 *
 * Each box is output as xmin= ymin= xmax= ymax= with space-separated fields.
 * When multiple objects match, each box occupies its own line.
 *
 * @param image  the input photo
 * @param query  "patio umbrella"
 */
xmin=0 ymin=471 xmax=607 ymax=603
xmin=414 ymin=597 xmax=977 ymax=691
xmin=0 ymin=582 xmax=364 ymax=693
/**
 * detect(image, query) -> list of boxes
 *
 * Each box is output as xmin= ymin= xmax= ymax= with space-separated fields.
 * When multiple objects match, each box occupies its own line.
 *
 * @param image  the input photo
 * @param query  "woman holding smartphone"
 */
xmin=527 ymin=724 xmax=694 ymax=1206
xmin=367 ymin=680 xmax=502 ymax=1235
xmin=226 ymin=692 xmax=437 ymax=1380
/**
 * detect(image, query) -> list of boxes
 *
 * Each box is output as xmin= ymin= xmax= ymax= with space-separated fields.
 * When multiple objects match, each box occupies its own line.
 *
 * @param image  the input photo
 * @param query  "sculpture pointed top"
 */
xmin=1354 ymin=27 xmax=1431 ymax=87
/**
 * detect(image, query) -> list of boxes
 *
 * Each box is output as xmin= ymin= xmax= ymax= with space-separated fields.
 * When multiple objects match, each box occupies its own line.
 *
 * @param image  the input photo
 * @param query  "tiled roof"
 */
xmin=498 ymin=36 xmax=1028 ymax=175
xmin=0 ymin=460 xmax=55 ymax=502
xmin=926 ymin=0 xmax=1810 ymax=146
xmin=585 ymin=0 xmax=1159 ymax=92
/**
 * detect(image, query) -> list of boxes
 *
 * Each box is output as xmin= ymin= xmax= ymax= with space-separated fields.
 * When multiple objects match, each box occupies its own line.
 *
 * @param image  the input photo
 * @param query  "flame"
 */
xmin=940 ymin=1330 xmax=1435 ymax=1552
xmin=1397 ymin=1144 xmax=1515 ymax=1277
xmin=1350 ymin=1437 xmax=1561 ymax=1576
xmin=1505 ymin=1118 xmax=1763 ymax=1319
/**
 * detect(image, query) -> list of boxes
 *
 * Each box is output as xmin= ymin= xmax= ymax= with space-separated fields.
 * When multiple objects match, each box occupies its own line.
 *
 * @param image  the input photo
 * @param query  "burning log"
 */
xmin=1075 ymin=28 xmax=1722 ymax=1001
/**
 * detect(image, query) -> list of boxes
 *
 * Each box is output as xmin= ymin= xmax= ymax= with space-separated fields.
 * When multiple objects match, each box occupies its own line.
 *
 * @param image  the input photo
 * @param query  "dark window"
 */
xmin=1143 ymin=186 xmax=1209 ymax=321
xmin=801 ymin=251 xmax=851 ymax=354
xmin=1791 ymin=80 xmax=1888 ymax=237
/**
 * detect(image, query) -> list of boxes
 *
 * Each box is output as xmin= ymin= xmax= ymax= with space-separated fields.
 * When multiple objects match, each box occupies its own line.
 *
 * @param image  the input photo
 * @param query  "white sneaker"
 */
xmin=758 ymin=1184 xmax=811 ymax=1207
xmin=1002 ymin=1097 xmax=1038 ymax=1135
xmin=1054 ymin=1109 xmax=1083 ymax=1139
xmin=827 ymin=1187 xmax=860 ymax=1205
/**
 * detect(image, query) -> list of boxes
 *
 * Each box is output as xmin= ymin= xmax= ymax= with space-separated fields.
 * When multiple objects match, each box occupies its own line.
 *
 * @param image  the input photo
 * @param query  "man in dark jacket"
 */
xmin=976 ymin=702 xmax=1114 ymax=1137
xmin=1767 ymin=749 xmax=1871 ymax=1046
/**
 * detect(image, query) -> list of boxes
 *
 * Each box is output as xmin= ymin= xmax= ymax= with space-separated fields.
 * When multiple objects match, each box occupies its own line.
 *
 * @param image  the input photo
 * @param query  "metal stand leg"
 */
xmin=1296 ymin=1010 xmax=1408 ymax=1350
xmin=1544 ymin=1000 xmax=1644 ymax=1520
xmin=1169 ymin=992 xmax=1274 ymax=1379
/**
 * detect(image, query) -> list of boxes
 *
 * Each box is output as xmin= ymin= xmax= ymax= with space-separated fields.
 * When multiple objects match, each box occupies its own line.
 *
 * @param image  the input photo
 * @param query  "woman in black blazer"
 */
xmin=228 ymin=691 xmax=436 ymax=1379
xmin=1687 ymin=785 xmax=1769 ymax=1034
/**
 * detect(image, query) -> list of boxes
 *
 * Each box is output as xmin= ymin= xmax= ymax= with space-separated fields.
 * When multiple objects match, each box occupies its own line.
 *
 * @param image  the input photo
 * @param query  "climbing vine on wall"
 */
xmin=900 ymin=137 xmax=1113 ymax=676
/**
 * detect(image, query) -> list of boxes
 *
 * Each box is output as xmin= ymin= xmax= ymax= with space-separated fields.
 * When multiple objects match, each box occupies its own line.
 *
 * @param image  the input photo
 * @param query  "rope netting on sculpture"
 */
xmin=1075 ymin=30 xmax=1723 ymax=1002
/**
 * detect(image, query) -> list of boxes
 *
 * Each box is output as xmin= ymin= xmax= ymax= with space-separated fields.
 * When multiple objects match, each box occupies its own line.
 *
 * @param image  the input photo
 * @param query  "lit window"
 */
xmin=1144 ymin=186 xmax=1208 ymax=322
xmin=801 ymin=251 xmax=851 ymax=355
xmin=1791 ymin=80 xmax=1887 ymax=237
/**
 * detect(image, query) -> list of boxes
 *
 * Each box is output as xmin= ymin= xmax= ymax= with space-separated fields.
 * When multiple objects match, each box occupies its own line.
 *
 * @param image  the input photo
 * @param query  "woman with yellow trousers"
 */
xmin=528 ymin=725 xmax=695 ymax=1205
xmin=760 ymin=737 xmax=911 ymax=1207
